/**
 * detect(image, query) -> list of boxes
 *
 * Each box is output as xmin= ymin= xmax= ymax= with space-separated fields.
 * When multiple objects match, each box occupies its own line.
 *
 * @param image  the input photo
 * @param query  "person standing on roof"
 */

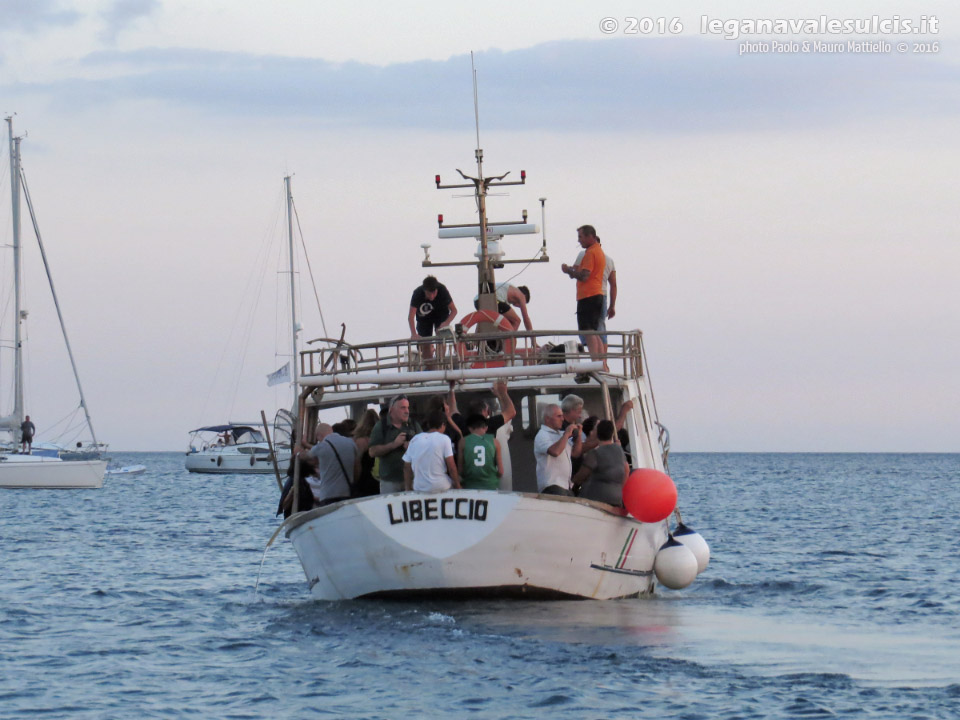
xmin=561 ymin=225 xmax=606 ymax=364
xmin=20 ymin=415 xmax=35 ymax=454
xmin=573 ymin=237 xmax=617 ymax=354
xmin=409 ymin=275 xmax=457 ymax=360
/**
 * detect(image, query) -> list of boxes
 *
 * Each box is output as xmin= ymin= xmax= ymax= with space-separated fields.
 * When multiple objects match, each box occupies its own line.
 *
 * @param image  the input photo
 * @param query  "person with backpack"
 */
xmin=306 ymin=423 xmax=357 ymax=507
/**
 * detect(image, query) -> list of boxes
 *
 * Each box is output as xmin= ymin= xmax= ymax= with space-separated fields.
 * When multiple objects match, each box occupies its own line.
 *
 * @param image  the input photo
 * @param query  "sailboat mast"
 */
xmin=6 ymin=117 xmax=24 ymax=436
xmin=472 ymin=57 xmax=496 ymax=313
xmin=284 ymin=175 xmax=299 ymax=407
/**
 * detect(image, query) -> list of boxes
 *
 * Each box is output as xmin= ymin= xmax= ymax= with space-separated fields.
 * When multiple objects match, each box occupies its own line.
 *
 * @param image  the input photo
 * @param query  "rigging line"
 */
xmin=291 ymin=198 xmax=328 ymax=338
xmin=19 ymin=165 xmax=100 ymax=446
xmin=58 ymin=420 xmax=87 ymax=443
xmin=37 ymin=405 xmax=82 ymax=438
xmin=229 ymin=243 xmax=272 ymax=420
xmin=227 ymin=191 xmax=283 ymax=419
xmin=272 ymin=229 xmax=290 ymax=364
xmin=195 ymin=185 xmax=284 ymax=426
xmin=43 ymin=415 xmax=87 ymax=445
xmin=497 ymin=248 xmax=546 ymax=289
xmin=273 ymin=242 xmax=283 ymax=363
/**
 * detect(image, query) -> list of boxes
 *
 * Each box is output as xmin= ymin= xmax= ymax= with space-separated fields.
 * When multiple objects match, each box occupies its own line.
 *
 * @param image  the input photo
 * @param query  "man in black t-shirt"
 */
xmin=408 ymin=275 xmax=457 ymax=360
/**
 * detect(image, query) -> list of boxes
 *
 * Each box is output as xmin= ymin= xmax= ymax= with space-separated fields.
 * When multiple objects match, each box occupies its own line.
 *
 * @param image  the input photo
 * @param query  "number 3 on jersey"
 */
xmin=472 ymin=445 xmax=486 ymax=467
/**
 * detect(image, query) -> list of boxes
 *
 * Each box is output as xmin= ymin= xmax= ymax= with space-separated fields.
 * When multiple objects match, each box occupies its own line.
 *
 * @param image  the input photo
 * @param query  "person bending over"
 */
xmin=472 ymin=283 xmax=532 ymax=332
xmin=409 ymin=275 xmax=457 ymax=360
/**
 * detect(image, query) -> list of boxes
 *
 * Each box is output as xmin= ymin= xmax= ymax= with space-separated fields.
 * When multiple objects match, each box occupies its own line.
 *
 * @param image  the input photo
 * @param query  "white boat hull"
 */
xmin=185 ymin=446 xmax=290 ymax=474
xmin=287 ymin=491 xmax=667 ymax=600
xmin=0 ymin=456 xmax=107 ymax=489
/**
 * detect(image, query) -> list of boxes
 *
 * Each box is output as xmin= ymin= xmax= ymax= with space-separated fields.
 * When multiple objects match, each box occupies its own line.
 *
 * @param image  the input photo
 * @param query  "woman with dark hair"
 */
xmin=572 ymin=419 xmax=629 ymax=507
xmin=571 ymin=415 xmax=600 ymax=483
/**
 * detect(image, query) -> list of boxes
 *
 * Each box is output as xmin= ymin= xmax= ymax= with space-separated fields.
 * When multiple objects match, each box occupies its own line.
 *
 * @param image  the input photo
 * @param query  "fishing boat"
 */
xmin=0 ymin=117 xmax=106 ymax=489
xmin=184 ymin=176 xmax=305 ymax=474
xmin=278 ymin=126 xmax=707 ymax=600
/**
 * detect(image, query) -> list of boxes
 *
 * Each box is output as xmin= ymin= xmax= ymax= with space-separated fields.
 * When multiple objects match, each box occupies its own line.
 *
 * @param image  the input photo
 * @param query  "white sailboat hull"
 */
xmin=287 ymin=491 xmax=667 ymax=600
xmin=185 ymin=445 xmax=291 ymax=474
xmin=0 ymin=456 xmax=106 ymax=489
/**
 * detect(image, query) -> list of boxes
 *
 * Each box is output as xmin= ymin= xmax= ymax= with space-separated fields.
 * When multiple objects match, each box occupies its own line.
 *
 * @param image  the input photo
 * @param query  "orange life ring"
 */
xmin=456 ymin=311 xmax=516 ymax=368
xmin=460 ymin=309 xmax=512 ymax=331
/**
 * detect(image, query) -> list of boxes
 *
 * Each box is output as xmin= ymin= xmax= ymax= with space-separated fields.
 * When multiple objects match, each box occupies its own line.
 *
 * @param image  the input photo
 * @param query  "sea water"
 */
xmin=1 ymin=452 xmax=958 ymax=718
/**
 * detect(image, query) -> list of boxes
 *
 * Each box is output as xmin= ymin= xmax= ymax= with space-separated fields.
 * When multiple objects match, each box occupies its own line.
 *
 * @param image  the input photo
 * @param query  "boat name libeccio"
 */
xmin=387 ymin=497 xmax=489 ymax=525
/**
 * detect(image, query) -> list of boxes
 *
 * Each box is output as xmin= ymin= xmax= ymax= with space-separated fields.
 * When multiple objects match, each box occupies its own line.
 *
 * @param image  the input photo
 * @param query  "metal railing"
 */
xmin=299 ymin=329 xmax=645 ymax=389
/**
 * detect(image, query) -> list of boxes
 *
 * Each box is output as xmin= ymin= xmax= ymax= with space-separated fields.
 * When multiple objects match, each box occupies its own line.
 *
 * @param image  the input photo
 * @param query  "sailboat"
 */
xmin=0 ymin=117 xmax=107 ymax=489
xmin=184 ymin=176 xmax=300 ymax=474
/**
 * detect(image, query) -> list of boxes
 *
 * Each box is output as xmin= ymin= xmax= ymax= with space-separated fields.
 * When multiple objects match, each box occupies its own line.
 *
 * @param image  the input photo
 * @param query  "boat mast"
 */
xmin=428 ymin=56 xmax=546 ymax=307
xmin=4 ymin=117 xmax=24 ymax=440
xmin=471 ymin=60 xmax=495 ymax=311
xmin=285 ymin=175 xmax=300 ymax=407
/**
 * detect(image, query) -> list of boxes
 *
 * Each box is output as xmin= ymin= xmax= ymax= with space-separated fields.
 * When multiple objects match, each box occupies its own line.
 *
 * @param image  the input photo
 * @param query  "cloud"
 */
xmin=6 ymin=38 xmax=959 ymax=131
xmin=99 ymin=0 xmax=159 ymax=44
xmin=0 ymin=0 xmax=81 ymax=33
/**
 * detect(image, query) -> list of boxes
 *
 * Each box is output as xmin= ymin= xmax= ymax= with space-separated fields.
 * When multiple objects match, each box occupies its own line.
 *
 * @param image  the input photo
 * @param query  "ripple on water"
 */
xmin=2 ymin=452 xmax=959 ymax=719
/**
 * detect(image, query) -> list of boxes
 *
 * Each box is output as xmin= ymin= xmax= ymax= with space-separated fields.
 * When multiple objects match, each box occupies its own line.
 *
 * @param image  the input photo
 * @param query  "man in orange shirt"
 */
xmin=561 ymin=224 xmax=606 ymax=363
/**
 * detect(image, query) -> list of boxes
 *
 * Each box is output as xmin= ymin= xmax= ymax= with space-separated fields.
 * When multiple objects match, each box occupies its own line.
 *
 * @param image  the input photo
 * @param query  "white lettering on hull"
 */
xmin=387 ymin=497 xmax=489 ymax=525
xmin=356 ymin=492 xmax=519 ymax=559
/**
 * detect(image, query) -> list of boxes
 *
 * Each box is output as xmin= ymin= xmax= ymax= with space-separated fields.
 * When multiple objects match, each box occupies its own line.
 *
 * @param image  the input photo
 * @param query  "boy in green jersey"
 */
xmin=457 ymin=414 xmax=503 ymax=490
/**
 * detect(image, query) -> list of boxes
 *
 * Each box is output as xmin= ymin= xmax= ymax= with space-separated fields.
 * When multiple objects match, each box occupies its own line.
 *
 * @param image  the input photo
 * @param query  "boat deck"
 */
xmin=293 ymin=327 xmax=669 ymax=492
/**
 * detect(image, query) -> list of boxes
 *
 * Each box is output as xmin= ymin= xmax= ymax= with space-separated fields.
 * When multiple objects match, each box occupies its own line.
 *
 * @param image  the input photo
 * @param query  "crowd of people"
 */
xmin=533 ymin=394 xmax=633 ymax=502
xmin=276 ymin=223 xmax=626 ymax=517
xmin=408 ymin=224 xmax=616 ymax=366
xmin=278 ymin=382 xmax=633 ymax=517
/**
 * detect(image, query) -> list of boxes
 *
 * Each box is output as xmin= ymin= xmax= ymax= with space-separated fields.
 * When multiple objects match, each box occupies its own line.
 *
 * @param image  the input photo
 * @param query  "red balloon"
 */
xmin=623 ymin=469 xmax=677 ymax=523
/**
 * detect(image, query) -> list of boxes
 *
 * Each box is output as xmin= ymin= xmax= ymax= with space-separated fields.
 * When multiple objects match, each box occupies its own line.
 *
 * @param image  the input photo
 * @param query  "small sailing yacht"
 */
xmin=184 ymin=176 xmax=302 ymax=474
xmin=0 ymin=117 xmax=106 ymax=489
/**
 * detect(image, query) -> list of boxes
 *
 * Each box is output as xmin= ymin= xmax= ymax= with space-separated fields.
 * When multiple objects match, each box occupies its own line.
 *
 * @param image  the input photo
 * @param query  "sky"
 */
xmin=0 ymin=0 xmax=957 ymax=452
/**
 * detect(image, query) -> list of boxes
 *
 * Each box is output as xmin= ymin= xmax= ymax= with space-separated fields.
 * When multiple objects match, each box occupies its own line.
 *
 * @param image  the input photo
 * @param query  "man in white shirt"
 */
xmin=533 ymin=404 xmax=583 ymax=496
xmin=403 ymin=409 xmax=461 ymax=492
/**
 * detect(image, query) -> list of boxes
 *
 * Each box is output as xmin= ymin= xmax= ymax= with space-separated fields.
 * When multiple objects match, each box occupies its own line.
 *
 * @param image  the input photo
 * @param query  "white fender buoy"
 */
xmin=673 ymin=523 xmax=710 ymax=574
xmin=654 ymin=536 xmax=699 ymax=590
